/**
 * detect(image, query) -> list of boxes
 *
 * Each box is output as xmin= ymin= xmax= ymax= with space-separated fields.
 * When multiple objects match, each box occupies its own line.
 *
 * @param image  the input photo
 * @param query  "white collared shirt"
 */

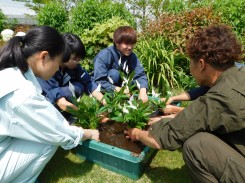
xmin=0 ymin=67 xmax=84 ymax=153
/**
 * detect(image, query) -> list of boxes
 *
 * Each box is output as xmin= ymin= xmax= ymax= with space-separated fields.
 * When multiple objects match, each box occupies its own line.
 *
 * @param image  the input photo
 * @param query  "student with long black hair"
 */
xmin=0 ymin=26 xmax=99 ymax=182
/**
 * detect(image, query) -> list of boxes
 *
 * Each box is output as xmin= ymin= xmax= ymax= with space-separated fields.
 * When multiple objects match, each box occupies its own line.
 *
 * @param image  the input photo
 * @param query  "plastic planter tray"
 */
xmin=75 ymin=139 xmax=158 ymax=180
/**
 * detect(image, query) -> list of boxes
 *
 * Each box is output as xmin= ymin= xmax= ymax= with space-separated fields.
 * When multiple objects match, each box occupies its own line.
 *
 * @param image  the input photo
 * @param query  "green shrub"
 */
xmin=202 ymin=0 xmax=245 ymax=44
xmin=80 ymin=17 xmax=129 ymax=72
xmin=37 ymin=1 xmax=68 ymax=32
xmin=69 ymin=0 xmax=136 ymax=35
xmin=0 ymin=10 xmax=6 ymax=32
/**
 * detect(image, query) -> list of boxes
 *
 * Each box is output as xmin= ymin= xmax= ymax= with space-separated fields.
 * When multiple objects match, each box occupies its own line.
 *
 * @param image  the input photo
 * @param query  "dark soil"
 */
xmin=98 ymin=110 xmax=164 ymax=154
xmin=98 ymin=121 xmax=145 ymax=154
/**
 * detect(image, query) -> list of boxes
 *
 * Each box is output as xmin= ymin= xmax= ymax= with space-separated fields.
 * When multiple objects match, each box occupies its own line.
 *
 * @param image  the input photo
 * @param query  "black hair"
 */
xmin=62 ymin=33 xmax=86 ymax=62
xmin=0 ymin=26 xmax=69 ymax=73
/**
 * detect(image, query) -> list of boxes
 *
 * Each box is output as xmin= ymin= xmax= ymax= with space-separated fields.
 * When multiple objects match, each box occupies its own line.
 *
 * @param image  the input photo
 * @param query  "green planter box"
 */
xmin=75 ymin=140 xmax=158 ymax=180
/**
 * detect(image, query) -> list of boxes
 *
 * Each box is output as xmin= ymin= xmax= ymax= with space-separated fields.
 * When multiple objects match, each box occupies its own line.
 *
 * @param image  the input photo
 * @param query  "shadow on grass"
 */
xmin=144 ymin=165 xmax=191 ymax=183
xmin=38 ymin=147 xmax=94 ymax=183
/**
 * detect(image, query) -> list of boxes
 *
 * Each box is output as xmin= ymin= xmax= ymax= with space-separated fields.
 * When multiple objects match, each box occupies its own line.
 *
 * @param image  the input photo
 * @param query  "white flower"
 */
xmin=15 ymin=32 xmax=26 ymax=37
xmin=118 ymin=103 xmax=122 ymax=109
xmin=1 ymin=29 xmax=14 ymax=41
xmin=121 ymin=76 xmax=129 ymax=87
xmin=152 ymin=88 xmax=160 ymax=98
xmin=126 ymin=101 xmax=137 ymax=109
xmin=129 ymin=95 xmax=134 ymax=102
xmin=166 ymin=91 xmax=172 ymax=97
xmin=122 ymin=107 xmax=129 ymax=113
xmin=123 ymin=76 xmax=129 ymax=84
xmin=108 ymin=108 xmax=112 ymax=113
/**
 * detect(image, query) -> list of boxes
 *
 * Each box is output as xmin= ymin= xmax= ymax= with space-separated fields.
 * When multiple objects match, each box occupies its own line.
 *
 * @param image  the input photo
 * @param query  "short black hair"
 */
xmin=62 ymin=33 xmax=86 ymax=62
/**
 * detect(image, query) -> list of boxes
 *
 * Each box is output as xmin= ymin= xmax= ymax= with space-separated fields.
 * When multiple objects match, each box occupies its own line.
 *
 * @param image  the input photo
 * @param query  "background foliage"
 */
xmin=37 ymin=1 xmax=68 ymax=32
xmin=69 ymin=0 xmax=136 ymax=35
xmin=1 ymin=0 xmax=244 ymax=92
xmin=80 ymin=17 xmax=129 ymax=72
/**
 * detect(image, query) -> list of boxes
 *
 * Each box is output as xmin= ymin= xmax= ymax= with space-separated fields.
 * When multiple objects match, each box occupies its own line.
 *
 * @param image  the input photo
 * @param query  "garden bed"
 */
xmin=75 ymin=120 xmax=158 ymax=179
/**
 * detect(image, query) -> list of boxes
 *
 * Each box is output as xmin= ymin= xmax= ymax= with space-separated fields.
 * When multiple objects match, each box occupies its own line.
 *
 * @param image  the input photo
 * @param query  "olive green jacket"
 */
xmin=149 ymin=66 xmax=245 ymax=156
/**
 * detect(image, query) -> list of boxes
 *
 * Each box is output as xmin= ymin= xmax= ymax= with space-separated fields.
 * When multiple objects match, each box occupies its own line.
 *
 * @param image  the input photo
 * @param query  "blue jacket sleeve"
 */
xmin=68 ymin=65 xmax=98 ymax=95
xmin=93 ymin=49 xmax=116 ymax=92
xmin=36 ymin=77 xmax=72 ymax=104
xmin=187 ymin=86 xmax=210 ymax=100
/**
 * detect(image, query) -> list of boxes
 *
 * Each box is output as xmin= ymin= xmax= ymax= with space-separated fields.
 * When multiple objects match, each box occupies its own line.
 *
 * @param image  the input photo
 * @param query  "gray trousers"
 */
xmin=0 ymin=139 xmax=58 ymax=183
xmin=183 ymin=132 xmax=245 ymax=183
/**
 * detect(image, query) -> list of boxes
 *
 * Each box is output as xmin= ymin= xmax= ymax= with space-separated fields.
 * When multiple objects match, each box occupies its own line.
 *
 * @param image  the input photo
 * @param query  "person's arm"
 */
xmin=162 ymin=92 xmax=190 ymax=105
xmin=93 ymin=51 xmax=116 ymax=92
xmin=9 ymin=86 xmax=99 ymax=150
xmin=124 ymin=128 xmax=161 ymax=149
xmin=91 ymin=90 xmax=106 ymax=105
xmin=36 ymin=76 xmax=74 ymax=104
xmin=187 ymin=86 xmax=210 ymax=100
xmin=139 ymin=88 xmax=148 ymax=103
xmin=56 ymin=97 xmax=77 ymax=111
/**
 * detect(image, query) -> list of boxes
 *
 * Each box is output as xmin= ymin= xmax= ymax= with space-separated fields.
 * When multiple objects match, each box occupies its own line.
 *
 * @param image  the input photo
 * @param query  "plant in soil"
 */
xmin=67 ymin=71 xmax=170 ymax=153
xmin=68 ymin=96 xmax=106 ymax=129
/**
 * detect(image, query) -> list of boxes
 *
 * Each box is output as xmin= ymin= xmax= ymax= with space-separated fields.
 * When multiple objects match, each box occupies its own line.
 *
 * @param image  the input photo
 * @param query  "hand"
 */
xmin=161 ymin=96 xmax=174 ymax=105
xmin=163 ymin=105 xmax=184 ymax=114
xmin=148 ymin=116 xmax=162 ymax=125
xmin=56 ymin=97 xmax=78 ymax=111
xmin=139 ymin=88 xmax=148 ymax=103
xmin=124 ymin=128 xmax=142 ymax=141
xmin=99 ymin=112 xmax=110 ymax=123
xmin=148 ymin=114 xmax=176 ymax=125
xmin=82 ymin=129 xmax=100 ymax=141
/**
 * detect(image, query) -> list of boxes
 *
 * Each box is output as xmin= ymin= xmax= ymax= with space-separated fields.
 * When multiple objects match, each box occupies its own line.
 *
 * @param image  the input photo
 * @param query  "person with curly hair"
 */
xmin=125 ymin=25 xmax=245 ymax=182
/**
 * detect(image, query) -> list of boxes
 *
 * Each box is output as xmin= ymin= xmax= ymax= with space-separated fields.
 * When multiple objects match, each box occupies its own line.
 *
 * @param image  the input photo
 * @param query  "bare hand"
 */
xmin=161 ymin=96 xmax=174 ymax=105
xmin=124 ymin=128 xmax=142 ymax=141
xmin=139 ymin=88 xmax=148 ymax=103
xmin=56 ymin=97 xmax=78 ymax=111
xmin=148 ymin=114 xmax=176 ymax=125
xmin=163 ymin=105 xmax=184 ymax=114
xmin=82 ymin=129 xmax=100 ymax=141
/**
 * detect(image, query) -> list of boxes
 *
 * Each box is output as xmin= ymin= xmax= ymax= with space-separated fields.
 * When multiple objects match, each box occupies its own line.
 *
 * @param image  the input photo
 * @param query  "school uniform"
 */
xmin=0 ymin=67 xmax=84 ymax=182
xmin=149 ymin=66 xmax=245 ymax=182
xmin=37 ymin=65 xmax=97 ymax=104
xmin=92 ymin=45 xmax=148 ymax=92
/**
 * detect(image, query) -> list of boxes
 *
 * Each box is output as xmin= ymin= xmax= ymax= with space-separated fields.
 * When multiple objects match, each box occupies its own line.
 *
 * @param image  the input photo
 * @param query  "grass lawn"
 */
xmin=39 ymin=146 xmax=191 ymax=183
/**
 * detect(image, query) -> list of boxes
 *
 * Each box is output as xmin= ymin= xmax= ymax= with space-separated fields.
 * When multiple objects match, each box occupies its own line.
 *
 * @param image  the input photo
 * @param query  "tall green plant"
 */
xmin=134 ymin=37 xmax=189 ymax=93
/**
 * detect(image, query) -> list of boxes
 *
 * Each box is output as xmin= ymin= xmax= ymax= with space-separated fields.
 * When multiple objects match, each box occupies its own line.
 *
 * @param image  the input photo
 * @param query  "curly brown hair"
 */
xmin=186 ymin=25 xmax=243 ymax=69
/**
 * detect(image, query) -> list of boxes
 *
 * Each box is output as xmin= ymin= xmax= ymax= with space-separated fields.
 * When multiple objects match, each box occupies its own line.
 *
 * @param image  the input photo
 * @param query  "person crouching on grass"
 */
xmin=0 ymin=26 xmax=99 ymax=182
xmin=125 ymin=25 xmax=245 ymax=183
